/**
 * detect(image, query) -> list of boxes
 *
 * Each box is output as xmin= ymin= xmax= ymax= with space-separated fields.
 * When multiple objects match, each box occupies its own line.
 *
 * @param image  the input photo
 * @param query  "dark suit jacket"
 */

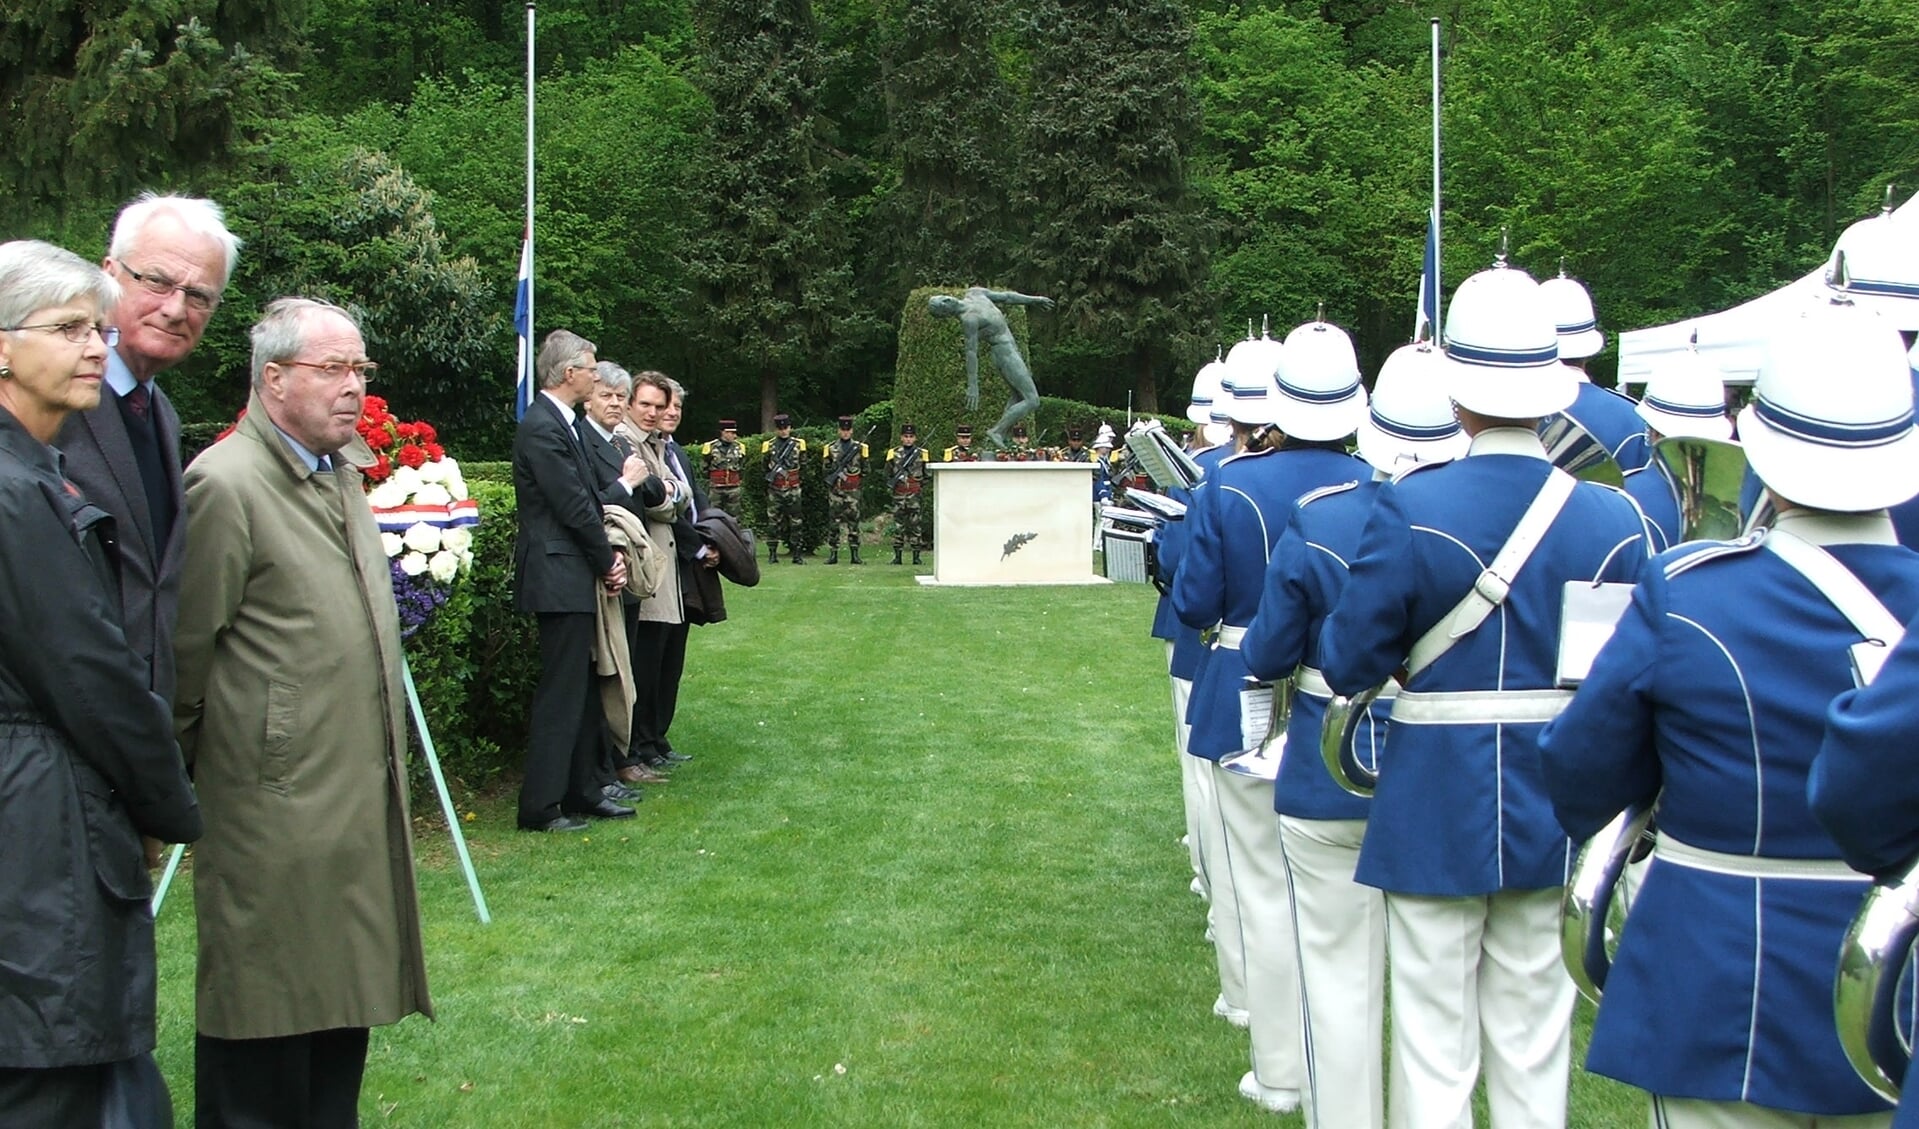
xmin=666 ymin=440 xmax=704 ymax=565
xmin=578 ymin=421 xmax=665 ymax=608
xmin=512 ymin=394 xmax=617 ymax=615
xmin=54 ymin=382 xmax=187 ymax=701
xmin=578 ymin=421 xmax=664 ymax=516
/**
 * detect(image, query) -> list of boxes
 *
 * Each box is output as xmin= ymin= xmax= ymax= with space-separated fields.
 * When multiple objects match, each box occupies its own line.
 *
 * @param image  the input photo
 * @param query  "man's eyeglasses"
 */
xmin=118 ymin=263 xmax=221 ymax=312
xmin=5 ymin=319 xmax=121 ymax=347
xmin=280 ymin=359 xmax=379 ymax=383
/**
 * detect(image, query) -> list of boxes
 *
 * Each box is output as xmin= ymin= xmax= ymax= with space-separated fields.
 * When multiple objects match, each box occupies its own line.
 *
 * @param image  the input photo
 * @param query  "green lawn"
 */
xmin=151 ymin=558 xmax=1641 ymax=1126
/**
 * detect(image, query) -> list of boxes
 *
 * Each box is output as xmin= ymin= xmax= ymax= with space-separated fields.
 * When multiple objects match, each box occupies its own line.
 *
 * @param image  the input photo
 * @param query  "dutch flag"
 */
xmin=1414 ymin=207 xmax=1439 ymax=345
xmin=513 ymin=234 xmax=533 ymax=420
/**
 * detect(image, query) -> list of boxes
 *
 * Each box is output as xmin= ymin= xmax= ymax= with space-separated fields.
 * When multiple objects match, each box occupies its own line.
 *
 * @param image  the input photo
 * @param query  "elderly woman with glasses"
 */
xmin=0 ymin=240 xmax=202 ymax=1127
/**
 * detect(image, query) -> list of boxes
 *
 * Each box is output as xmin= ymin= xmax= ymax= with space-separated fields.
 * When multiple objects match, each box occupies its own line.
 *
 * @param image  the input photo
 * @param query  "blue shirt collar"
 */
xmin=270 ymin=423 xmax=330 ymax=473
xmin=105 ymin=349 xmax=149 ymax=399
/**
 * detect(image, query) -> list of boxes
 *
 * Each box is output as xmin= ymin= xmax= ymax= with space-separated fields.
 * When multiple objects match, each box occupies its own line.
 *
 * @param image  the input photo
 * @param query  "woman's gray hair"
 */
xmin=250 ymin=297 xmax=359 ymax=388
xmin=109 ymin=193 xmax=243 ymax=289
xmin=537 ymin=330 xmax=595 ymax=390
xmin=0 ymin=240 xmax=121 ymax=331
xmin=594 ymin=361 xmax=633 ymax=398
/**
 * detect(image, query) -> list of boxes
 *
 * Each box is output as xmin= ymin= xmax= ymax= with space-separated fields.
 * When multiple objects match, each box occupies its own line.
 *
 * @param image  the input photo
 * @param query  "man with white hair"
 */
xmin=174 ymin=298 xmax=432 ymax=1126
xmin=57 ymin=192 xmax=240 ymax=722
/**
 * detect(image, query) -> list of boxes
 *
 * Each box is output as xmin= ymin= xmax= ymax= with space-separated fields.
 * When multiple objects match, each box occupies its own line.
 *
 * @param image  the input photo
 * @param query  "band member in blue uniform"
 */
xmin=1620 ymin=349 xmax=1733 ymax=552
xmin=1542 ymin=270 xmax=1649 ymax=471
xmin=1242 ymin=341 xmax=1465 ymax=1129
xmin=1320 ymin=261 xmax=1649 ymax=1129
xmin=1812 ymin=607 xmax=1919 ymax=1127
xmin=1154 ymin=397 xmax=1242 ymax=1019
xmin=1541 ymin=300 xmax=1919 ymax=1128
xmin=1176 ymin=323 xmax=1366 ymax=1114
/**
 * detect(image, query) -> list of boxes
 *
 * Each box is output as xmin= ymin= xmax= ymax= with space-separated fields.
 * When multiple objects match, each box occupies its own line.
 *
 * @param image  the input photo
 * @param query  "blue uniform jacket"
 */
xmin=1540 ymin=516 xmax=1919 ymax=1114
xmin=1319 ymin=428 xmax=1648 ymax=894
xmin=1811 ymin=607 xmax=1919 ymax=1127
xmin=1174 ymin=444 xmax=1361 ymax=761
xmin=1622 ymin=460 xmax=1682 ymax=553
xmin=1563 ymin=380 xmax=1650 ymax=472
xmin=1159 ymin=444 xmax=1234 ymax=676
xmin=1243 ymin=479 xmax=1378 ymax=821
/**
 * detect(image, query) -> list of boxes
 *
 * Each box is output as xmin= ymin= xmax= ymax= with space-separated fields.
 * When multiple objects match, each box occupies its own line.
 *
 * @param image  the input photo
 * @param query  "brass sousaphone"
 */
xmin=1835 ymin=860 xmax=1919 ymax=1101
xmin=1317 ymin=415 xmax=1627 ymax=799
xmin=1559 ymin=434 xmax=1749 ymax=1002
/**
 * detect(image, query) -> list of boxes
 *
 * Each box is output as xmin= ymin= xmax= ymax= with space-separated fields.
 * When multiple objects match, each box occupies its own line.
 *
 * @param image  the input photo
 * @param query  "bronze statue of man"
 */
xmin=927 ymin=287 xmax=1054 ymax=450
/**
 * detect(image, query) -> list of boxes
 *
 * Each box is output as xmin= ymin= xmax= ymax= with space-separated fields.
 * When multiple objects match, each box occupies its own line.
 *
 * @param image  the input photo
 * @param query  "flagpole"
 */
xmin=1430 ymin=17 xmax=1442 ymax=323
xmin=524 ymin=0 xmax=536 ymax=402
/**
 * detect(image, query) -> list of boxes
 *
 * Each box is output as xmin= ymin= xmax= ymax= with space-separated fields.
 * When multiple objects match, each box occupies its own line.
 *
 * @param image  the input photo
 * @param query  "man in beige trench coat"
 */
xmin=173 ymin=297 xmax=431 ymax=1126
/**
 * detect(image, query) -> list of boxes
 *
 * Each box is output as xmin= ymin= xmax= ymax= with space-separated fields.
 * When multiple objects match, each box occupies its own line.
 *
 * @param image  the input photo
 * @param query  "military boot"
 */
xmin=768 ymin=541 xmax=779 ymax=564
xmin=850 ymin=545 xmax=863 ymax=565
xmin=826 ymin=546 xmax=839 ymax=565
xmin=912 ymin=549 xmax=923 ymax=565
xmin=790 ymin=550 xmax=804 ymax=564
xmin=891 ymin=548 xmax=903 ymax=565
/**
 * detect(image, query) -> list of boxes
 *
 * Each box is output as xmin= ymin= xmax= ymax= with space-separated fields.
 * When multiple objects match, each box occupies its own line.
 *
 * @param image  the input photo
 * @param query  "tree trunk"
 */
xmin=760 ymin=366 xmax=778 ymax=433
xmin=1134 ymin=349 xmax=1160 ymax=415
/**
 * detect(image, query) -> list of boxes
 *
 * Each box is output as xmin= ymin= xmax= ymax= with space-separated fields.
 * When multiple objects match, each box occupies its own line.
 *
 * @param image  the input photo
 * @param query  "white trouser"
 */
xmin=1385 ymin=888 xmax=1573 ymax=1129
xmin=1280 ymin=816 xmax=1385 ymax=1129
xmin=1194 ymin=759 xmax=1245 ymax=1010
xmin=1215 ymin=767 xmax=1303 ymax=1088
xmin=1650 ymin=1098 xmax=1891 ymax=1129
xmin=1170 ymin=652 xmax=1204 ymax=887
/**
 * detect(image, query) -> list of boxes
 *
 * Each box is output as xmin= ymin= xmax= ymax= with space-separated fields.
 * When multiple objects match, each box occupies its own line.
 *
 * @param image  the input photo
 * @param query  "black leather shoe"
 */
xmin=661 ymin=749 xmax=692 ymax=764
xmin=603 ymin=783 xmax=644 ymax=802
xmin=565 ymin=798 xmax=637 ymax=820
xmin=519 ymin=813 xmax=590 ymax=833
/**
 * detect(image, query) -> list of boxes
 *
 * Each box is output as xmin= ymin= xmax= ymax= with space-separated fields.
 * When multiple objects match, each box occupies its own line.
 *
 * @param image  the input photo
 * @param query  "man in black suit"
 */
xmin=56 ymin=194 xmax=239 ymax=761
xmin=512 ymin=330 xmax=633 ymax=832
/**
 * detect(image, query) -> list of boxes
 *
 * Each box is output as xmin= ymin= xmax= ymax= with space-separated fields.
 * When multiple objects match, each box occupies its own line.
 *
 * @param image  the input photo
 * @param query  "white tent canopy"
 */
xmin=1619 ymin=194 xmax=1919 ymax=387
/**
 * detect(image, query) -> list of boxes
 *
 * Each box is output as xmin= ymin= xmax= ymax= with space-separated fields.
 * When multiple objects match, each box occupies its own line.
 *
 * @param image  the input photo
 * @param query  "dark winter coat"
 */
xmin=0 ymin=406 xmax=201 ymax=1069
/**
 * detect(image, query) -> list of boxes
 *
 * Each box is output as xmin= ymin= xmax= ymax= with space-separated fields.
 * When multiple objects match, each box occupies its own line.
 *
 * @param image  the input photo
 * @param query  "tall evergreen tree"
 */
xmin=1 ymin=0 xmax=296 ymax=228
xmin=1020 ymin=0 xmax=1213 ymax=414
xmin=686 ymin=0 xmax=877 ymax=431
xmin=875 ymin=0 xmax=1020 ymax=291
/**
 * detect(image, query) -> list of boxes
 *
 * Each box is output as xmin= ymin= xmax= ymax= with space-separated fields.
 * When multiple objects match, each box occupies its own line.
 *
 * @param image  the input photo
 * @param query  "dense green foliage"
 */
xmin=8 ymin=0 xmax=1915 ymax=456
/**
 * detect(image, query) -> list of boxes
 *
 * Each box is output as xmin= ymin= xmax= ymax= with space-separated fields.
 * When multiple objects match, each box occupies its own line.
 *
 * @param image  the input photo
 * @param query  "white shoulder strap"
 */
xmin=1405 ymin=468 xmax=1578 ymax=680
xmin=1764 ymin=528 xmax=1905 ymax=684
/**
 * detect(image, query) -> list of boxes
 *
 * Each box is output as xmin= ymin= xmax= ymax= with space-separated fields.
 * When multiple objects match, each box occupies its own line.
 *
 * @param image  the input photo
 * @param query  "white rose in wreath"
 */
xmin=399 ymin=551 xmax=430 ymax=577
xmin=402 ymin=522 xmax=443 ymax=554
xmin=380 ymin=531 xmax=405 ymax=558
xmin=367 ymin=481 xmax=408 ymax=510
xmin=388 ymin=464 xmax=425 ymax=497
xmin=440 ymin=526 xmax=474 ymax=554
xmin=417 ymin=459 xmax=448 ymax=484
xmin=413 ymin=483 xmax=452 ymax=508
xmin=428 ymin=550 xmax=461 ymax=584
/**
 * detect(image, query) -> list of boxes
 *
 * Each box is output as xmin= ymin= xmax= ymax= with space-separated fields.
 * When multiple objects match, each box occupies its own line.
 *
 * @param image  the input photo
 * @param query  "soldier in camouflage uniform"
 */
xmin=701 ymin=418 xmax=746 ymax=515
xmin=886 ymin=423 xmax=931 ymax=565
xmin=761 ymin=412 xmax=807 ymax=563
xmin=942 ymin=423 xmax=982 ymax=463
xmin=1004 ymin=423 xmax=1048 ymax=462
xmin=822 ymin=414 xmax=868 ymax=564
